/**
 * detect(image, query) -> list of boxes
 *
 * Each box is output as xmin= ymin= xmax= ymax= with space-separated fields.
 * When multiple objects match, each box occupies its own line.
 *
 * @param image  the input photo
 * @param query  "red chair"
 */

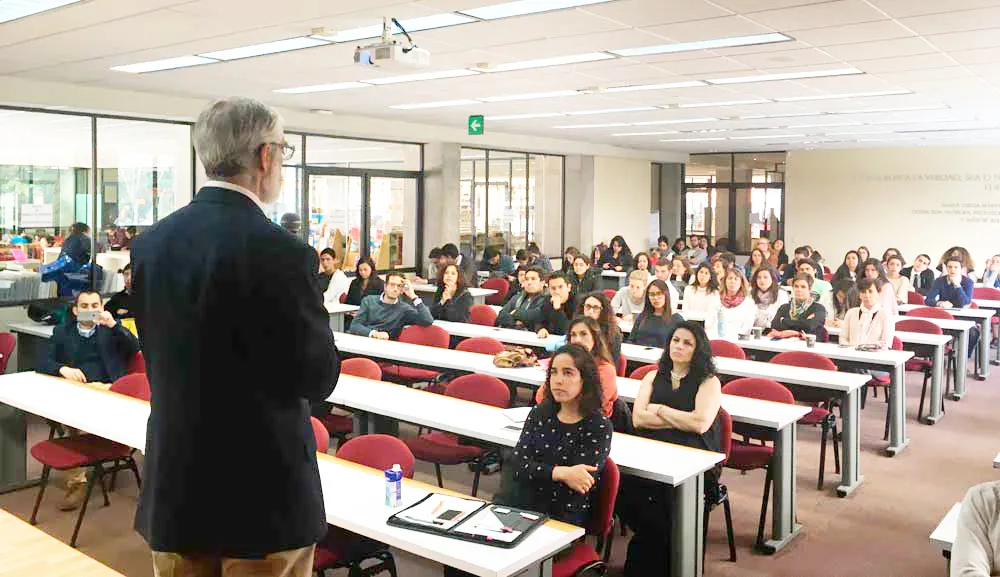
xmin=721 ymin=378 xmax=795 ymax=548
xmin=629 ymin=364 xmax=657 ymax=380
xmin=126 ymin=351 xmax=146 ymax=374
xmin=551 ymin=459 xmax=620 ymax=577
xmin=710 ymin=339 xmax=747 ymax=360
xmin=906 ymin=306 xmax=956 ymax=321
xmin=897 ymin=319 xmax=953 ymax=424
xmin=310 ymin=417 xmax=330 ymax=454
xmin=768 ymin=351 xmax=840 ymax=490
xmin=616 ymin=352 xmax=628 ymax=377
xmin=29 ymin=373 xmax=149 ymax=547
xmin=859 ymin=337 xmax=904 ymax=440
xmin=482 ymin=277 xmax=510 ymax=306
xmin=339 ymin=292 xmax=348 ymax=304
xmin=907 ymin=291 xmax=926 ymax=305
xmin=320 ymin=358 xmax=383 ymax=448
xmin=708 ymin=409 xmax=737 ymax=562
xmin=314 ymin=435 xmax=416 ymax=577
xmin=456 ymin=336 xmax=505 ymax=355
xmin=974 ymin=287 xmax=1000 ymax=300
xmin=404 ymin=374 xmax=510 ymax=496
xmin=381 ymin=325 xmax=450 ymax=386
xmin=602 ymin=288 xmax=617 ymax=301
xmin=469 ymin=304 xmax=498 ymax=326
xmin=0 ymin=332 xmax=15 ymax=374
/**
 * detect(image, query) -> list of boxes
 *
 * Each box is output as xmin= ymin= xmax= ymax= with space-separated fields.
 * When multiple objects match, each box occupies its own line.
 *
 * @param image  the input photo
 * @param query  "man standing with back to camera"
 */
xmin=132 ymin=97 xmax=340 ymax=577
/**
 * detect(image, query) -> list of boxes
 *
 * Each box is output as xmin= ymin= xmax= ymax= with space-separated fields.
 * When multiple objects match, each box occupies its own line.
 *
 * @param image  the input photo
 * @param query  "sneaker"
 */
xmin=58 ymin=476 xmax=88 ymax=511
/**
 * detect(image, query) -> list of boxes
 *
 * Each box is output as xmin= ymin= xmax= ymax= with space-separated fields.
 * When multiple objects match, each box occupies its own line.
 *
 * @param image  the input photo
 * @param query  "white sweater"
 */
xmin=683 ymin=285 xmax=720 ymax=314
xmin=705 ymin=297 xmax=756 ymax=339
xmin=952 ymin=481 xmax=1000 ymax=577
xmin=753 ymin=290 xmax=789 ymax=329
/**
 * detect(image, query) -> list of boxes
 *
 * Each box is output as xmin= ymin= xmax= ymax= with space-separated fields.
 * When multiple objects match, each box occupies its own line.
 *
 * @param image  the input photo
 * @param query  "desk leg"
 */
xmin=524 ymin=557 xmax=553 ymax=577
xmin=925 ymin=345 xmax=945 ymax=424
xmin=837 ymin=389 xmax=864 ymax=496
xmin=977 ymin=318 xmax=990 ymax=379
xmin=472 ymin=296 xmax=486 ymax=306
xmin=671 ymin=473 xmax=705 ymax=577
xmin=328 ymin=312 xmax=344 ymax=333
xmin=953 ymin=329 xmax=969 ymax=400
xmin=0 ymin=403 xmax=28 ymax=494
xmin=886 ymin=365 xmax=909 ymax=457
xmin=763 ymin=423 xmax=802 ymax=551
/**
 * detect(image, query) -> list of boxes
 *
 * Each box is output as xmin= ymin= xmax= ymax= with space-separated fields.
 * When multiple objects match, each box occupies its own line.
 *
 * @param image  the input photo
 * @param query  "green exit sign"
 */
xmin=468 ymin=115 xmax=484 ymax=136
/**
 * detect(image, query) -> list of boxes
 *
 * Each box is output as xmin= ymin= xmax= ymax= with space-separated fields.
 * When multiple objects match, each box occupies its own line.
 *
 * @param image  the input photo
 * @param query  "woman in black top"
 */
xmin=431 ymin=263 xmax=472 ymax=322
xmin=622 ymin=321 xmax=722 ymax=576
xmin=833 ymin=250 xmax=862 ymax=284
xmin=626 ymin=279 xmax=684 ymax=348
xmin=577 ymin=291 xmax=623 ymax=368
xmin=599 ymin=235 xmax=633 ymax=271
xmin=568 ymin=254 xmax=599 ymax=296
xmin=771 ymin=273 xmax=827 ymax=339
xmin=561 ymin=246 xmax=580 ymax=274
xmin=773 ymin=239 xmax=790 ymax=272
xmin=344 ymin=256 xmax=384 ymax=306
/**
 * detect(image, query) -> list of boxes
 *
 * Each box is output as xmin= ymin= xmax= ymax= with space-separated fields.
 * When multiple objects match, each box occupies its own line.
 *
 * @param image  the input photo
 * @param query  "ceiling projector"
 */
xmin=353 ymin=17 xmax=431 ymax=70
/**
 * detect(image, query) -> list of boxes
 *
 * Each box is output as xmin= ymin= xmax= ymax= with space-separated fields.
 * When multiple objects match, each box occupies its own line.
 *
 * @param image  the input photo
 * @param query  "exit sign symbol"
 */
xmin=468 ymin=115 xmax=484 ymax=135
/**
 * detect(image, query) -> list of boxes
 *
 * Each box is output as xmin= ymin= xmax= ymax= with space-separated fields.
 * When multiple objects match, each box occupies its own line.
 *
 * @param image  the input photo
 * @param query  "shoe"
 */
xmin=59 ymin=474 xmax=88 ymax=511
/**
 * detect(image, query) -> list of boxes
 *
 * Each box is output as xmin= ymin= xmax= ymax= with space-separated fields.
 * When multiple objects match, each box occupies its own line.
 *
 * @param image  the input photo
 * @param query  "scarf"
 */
xmin=755 ymin=289 xmax=776 ymax=307
xmin=789 ymin=296 xmax=813 ymax=320
xmin=721 ymin=291 xmax=745 ymax=308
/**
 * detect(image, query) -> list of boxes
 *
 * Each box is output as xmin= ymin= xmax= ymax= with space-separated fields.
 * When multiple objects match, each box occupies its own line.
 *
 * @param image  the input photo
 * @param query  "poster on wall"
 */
xmin=20 ymin=204 xmax=53 ymax=228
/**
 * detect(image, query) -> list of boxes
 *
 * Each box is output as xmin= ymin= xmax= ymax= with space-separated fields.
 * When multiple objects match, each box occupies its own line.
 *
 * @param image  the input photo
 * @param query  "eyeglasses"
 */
xmin=583 ymin=303 xmax=603 ymax=311
xmin=647 ymin=291 xmax=664 ymax=298
xmin=261 ymin=141 xmax=296 ymax=162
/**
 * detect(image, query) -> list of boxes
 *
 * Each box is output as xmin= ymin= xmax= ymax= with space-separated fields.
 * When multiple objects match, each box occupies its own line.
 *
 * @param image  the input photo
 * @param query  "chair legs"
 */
xmin=917 ymin=370 xmax=931 ymax=423
xmin=755 ymin=467 xmax=773 ymax=548
xmin=471 ymin=460 xmax=482 ymax=498
xmin=434 ymin=464 xmax=443 ymax=488
xmin=29 ymin=465 xmax=51 ymax=525
xmin=70 ymin=465 xmax=104 ymax=548
xmin=723 ymin=495 xmax=736 ymax=562
xmin=703 ymin=485 xmax=737 ymax=563
xmin=818 ymin=423 xmax=828 ymax=491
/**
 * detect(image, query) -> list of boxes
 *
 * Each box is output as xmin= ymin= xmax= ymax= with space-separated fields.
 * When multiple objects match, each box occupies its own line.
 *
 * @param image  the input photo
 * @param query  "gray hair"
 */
xmin=193 ymin=97 xmax=282 ymax=178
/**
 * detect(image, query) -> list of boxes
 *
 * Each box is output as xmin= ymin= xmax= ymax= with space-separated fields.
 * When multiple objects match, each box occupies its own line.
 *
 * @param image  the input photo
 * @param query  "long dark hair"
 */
xmin=576 ymin=291 xmax=621 ymax=352
xmin=832 ymin=279 xmax=859 ymax=317
xmin=355 ymin=256 xmax=378 ymax=287
xmin=750 ymin=266 xmax=780 ymax=303
xmin=541 ymin=344 xmax=604 ymax=416
xmin=693 ymin=262 xmax=720 ymax=293
xmin=636 ymin=279 xmax=673 ymax=325
xmin=567 ymin=317 xmax=613 ymax=364
xmin=634 ymin=252 xmax=650 ymax=271
xmin=862 ymin=258 xmax=889 ymax=289
xmin=609 ymin=235 xmax=632 ymax=258
xmin=435 ymin=263 xmax=467 ymax=299
xmin=657 ymin=321 xmax=716 ymax=389
xmin=835 ymin=250 xmax=862 ymax=281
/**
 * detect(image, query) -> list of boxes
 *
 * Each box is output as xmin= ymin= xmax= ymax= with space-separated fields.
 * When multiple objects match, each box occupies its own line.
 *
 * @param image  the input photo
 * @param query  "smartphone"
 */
xmin=437 ymin=510 xmax=462 ymax=521
xmin=77 ymin=310 xmax=100 ymax=323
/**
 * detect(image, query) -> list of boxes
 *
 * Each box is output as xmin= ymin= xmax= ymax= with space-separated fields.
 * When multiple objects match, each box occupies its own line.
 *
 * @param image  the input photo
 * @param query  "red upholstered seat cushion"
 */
xmin=30 ymin=435 xmax=130 ymax=470
xmin=867 ymin=373 xmax=890 ymax=386
xmin=381 ymin=365 xmax=441 ymax=381
xmin=404 ymin=432 xmax=483 ymax=464
xmin=905 ymin=358 xmax=932 ymax=373
xmin=552 ymin=542 xmax=601 ymax=577
xmin=320 ymin=414 xmax=353 ymax=434
xmin=725 ymin=443 xmax=773 ymax=470
xmin=799 ymin=406 xmax=831 ymax=426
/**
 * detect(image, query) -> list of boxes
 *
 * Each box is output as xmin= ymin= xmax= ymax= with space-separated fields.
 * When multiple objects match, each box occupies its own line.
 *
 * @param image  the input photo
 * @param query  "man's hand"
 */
xmin=412 ymin=276 xmax=427 ymax=285
xmin=550 ymin=294 xmax=563 ymax=310
xmin=372 ymin=331 xmax=391 ymax=340
xmin=402 ymin=281 xmax=418 ymax=301
xmin=59 ymin=366 xmax=87 ymax=383
xmin=938 ymin=301 xmax=954 ymax=309
xmin=614 ymin=266 xmax=623 ymax=272
xmin=98 ymin=311 xmax=116 ymax=328
xmin=602 ymin=263 xmax=611 ymax=270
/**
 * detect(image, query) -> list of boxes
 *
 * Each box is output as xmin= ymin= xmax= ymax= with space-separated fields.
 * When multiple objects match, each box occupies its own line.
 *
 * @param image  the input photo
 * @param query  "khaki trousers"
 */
xmin=151 ymin=545 xmax=315 ymax=577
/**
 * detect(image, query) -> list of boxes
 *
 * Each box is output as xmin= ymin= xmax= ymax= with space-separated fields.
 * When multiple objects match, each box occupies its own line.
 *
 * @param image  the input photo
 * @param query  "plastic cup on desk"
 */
xmin=751 ymin=327 xmax=763 ymax=339
xmin=805 ymin=334 xmax=817 ymax=348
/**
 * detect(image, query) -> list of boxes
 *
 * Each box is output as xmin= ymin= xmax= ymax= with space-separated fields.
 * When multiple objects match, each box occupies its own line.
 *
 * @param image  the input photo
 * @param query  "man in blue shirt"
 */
xmin=926 ymin=257 xmax=973 ymax=309
xmin=349 ymin=272 xmax=434 ymax=339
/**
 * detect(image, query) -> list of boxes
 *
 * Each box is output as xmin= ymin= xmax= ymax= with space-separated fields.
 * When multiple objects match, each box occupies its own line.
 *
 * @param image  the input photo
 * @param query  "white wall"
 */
xmin=786 ymin=147 xmax=1000 ymax=270
xmin=592 ymin=156 xmax=653 ymax=255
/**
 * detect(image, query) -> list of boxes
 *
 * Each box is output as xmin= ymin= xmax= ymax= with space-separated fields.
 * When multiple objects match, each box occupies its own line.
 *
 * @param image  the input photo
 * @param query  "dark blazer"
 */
xmin=105 ymin=290 xmax=134 ymax=319
xmin=771 ymin=301 xmax=827 ymax=338
xmin=345 ymin=276 xmax=384 ymax=306
xmin=569 ymin=269 xmax=599 ymax=297
xmin=431 ymin=287 xmax=473 ymax=323
xmin=41 ymin=320 xmax=139 ymax=382
xmin=902 ymin=266 xmax=936 ymax=295
xmin=132 ymin=186 xmax=339 ymax=557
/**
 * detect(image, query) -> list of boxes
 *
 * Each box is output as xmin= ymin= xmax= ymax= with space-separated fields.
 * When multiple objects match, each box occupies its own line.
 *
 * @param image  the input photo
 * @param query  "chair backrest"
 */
xmin=469 ymin=304 xmax=498 ymax=327
xmin=629 ymin=364 xmax=657 ymax=380
xmin=907 ymin=291 xmax=926 ymax=305
xmin=111 ymin=372 xmax=151 ymax=401
xmin=710 ymin=339 xmax=747 ymax=360
xmin=906 ymin=306 xmax=955 ymax=320
xmin=970 ymin=301 xmax=980 ymax=309
xmin=398 ymin=324 xmax=450 ymax=348
xmin=126 ymin=351 xmax=146 ymax=374
xmin=456 ymin=336 xmax=506 ymax=355
xmin=769 ymin=350 xmax=837 ymax=371
xmin=602 ymin=288 xmax=617 ymax=301
xmin=339 ymin=292 xmax=348 ymax=304
xmin=341 ymin=357 xmax=383 ymax=380
xmin=896 ymin=318 xmax=944 ymax=335
xmin=586 ymin=458 xmax=620 ymax=539
xmin=616 ymin=352 xmax=627 ymax=377
xmin=974 ymin=287 xmax=1000 ymax=300
xmin=722 ymin=377 xmax=796 ymax=404
xmin=445 ymin=373 xmax=510 ymax=408
xmin=0 ymin=332 xmax=15 ymax=374
xmin=310 ymin=416 xmax=330 ymax=454
xmin=482 ymin=277 xmax=510 ymax=306
xmin=337 ymin=434 xmax=415 ymax=478
xmin=717 ymin=408 xmax=732 ymax=463
xmin=891 ymin=336 xmax=903 ymax=351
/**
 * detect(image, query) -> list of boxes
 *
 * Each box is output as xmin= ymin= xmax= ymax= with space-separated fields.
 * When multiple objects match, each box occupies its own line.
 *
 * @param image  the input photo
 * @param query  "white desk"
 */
xmin=895 ymin=310 xmax=978 ymax=399
xmin=618 ymin=309 xmax=706 ymax=334
xmin=972 ymin=298 xmax=1000 ymax=365
xmin=930 ymin=502 xmax=961 ymax=574
xmin=0 ymin=372 xmax=580 ymax=577
xmin=325 ymin=302 xmax=359 ymax=333
xmin=899 ymin=303 xmax=994 ymax=380
xmin=330 ymin=375 xmax=722 ymax=575
xmin=622 ymin=342 xmax=871 ymax=496
xmin=413 ymin=285 xmax=497 ymax=306
xmin=599 ymin=269 xmax=628 ymax=290
xmin=8 ymin=321 xmax=55 ymax=374
xmin=433 ymin=320 xmax=562 ymax=349
xmin=0 ymin=507 xmax=128 ymax=577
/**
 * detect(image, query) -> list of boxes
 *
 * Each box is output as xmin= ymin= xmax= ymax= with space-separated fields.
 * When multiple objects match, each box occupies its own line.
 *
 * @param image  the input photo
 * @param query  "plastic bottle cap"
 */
xmin=392 ymin=464 xmax=401 ymax=472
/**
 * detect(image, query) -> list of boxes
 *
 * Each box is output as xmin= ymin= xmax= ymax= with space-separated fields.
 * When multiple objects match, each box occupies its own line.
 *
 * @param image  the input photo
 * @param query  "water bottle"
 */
xmin=717 ymin=307 xmax=726 ymax=338
xmin=385 ymin=464 xmax=403 ymax=507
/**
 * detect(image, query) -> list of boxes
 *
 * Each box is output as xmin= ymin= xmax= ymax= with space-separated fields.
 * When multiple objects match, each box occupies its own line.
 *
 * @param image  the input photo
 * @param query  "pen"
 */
xmin=431 ymin=500 xmax=443 ymax=516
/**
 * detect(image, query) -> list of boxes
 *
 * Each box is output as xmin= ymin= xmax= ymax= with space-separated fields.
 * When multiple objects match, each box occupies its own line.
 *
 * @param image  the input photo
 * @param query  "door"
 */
xmin=308 ymin=173 xmax=364 ymax=269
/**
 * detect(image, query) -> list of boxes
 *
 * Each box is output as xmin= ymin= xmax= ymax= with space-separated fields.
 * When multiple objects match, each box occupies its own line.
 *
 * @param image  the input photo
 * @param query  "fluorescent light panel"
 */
xmin=111 ymin=55 xmax=219 ymax=74
xmin=776 ymin=90 xmax=911 ymax=102
xmin=479 ymin=90 xmax=581 ymax=102
xmin=632 ymin=117 xmax=718 ymax=126
xmin=740 ymin=112 xmax=821 ymax=120
xmin=199 ymin=37 xmax=328 ymax=61
xmin=472 ymin=52 xmax=613 ymax=72
xmin=459 ymin=0 xmax=614 ymax=20
xmin=707 ymin=67 xmax=863 ymax=85
xmin=612 ymin=131 xmax=680 ymax=136
xmin=602 ymin=80 xmax=705 ymax=93
xmin=677 ymin=99 xmax=771 ymax=108
xmin=486 ymin=113 xmax=565 ymax=120
xmin=729 ymin=133 xmax=805 ymax=140
xmin=553 ymin=122 xmax=630 ymax=129
xmin=274 ymin=82 xmax=371 ymax=94
xmin=314 ymin=13 xmax=475 ymax=42
xmin=366 ymin=69 xmax=479 ymax=85
xmin=661 ymin=137 xmax=726 ymax=142
xmin=567 ymin=106 xmax=658 ymax=116
xmin=835 ymin=105 xmax=947 ymax=114
xmin=787 ymin=121 xmax=861 ymax=129
xmin=389 ymin=99 xmax=480 ymax=109
xmin=610 ymin=33 xmax=792 ymax=57
xmin=0 ymin=0 xmax=80 ymax=24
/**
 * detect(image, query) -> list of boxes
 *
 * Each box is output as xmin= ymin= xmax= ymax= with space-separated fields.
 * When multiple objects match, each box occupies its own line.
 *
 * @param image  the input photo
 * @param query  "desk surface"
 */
xmin=413 ymin=284 xmax=497 ymax=298
xmin=712 ymin=335 xmax=914 ymax=368
xmin=974 ymin=298 xmax=1000 ymax=308
xmin=930 ymin=502 xmax=961 ymax=552
xmin=826 ymin=326 xmax=952 ymax=347
xmin=325 ymin=303 xmax=360 ymax=314
xmin=9 ymin=321 xmax=55 ymax=339
xmin=601 ymin=270 xmax=627 ymax=278
xmin=0 ymin=508 xmax=127 ymax=577
xmin=0 ymin=372 xmax=580 ymax=577
xmin=898 ymin=304 xmax=996 ymax=320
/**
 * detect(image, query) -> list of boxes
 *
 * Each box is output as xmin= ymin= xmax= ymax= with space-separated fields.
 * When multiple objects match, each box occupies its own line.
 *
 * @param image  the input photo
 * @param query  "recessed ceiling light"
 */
xmin=459 ymin=0 xmax=614 ymax=20
xmin=834 ymin=105 xmax=948 ymax=114
xmin=199 ymin=37 xmax=329 ymax=61
xmin=740 ymin=112 xmax=821 ymax=120
xmin=111 ymin=55 xmax=219 ymax=74
xmin=729 ymin=134 xmax=805 ymax=140
xmin=857 ymin=136 xmax=918 ymax=142
xmin=274 ymin=81 xmax=372 ymax=94
xmin=865 ymin=117 xmax=971 ymax=126
xmin=776 ymin=90 xmax=912 ymax=102
xmin=366 ymin=69 xmax=480 ymax=85
xmin=707 ymin=67 xmax=863 ymax=85
xmin=389 ymin=99 xmax=481 ymax=109
xmin=486 ymin=113 xmax=566 ymax=120
xmin=660 ymin=137 xmax=726 ymax=142
xmin=479 ymin=90 xmax=582 ymax=102
xmin=612 ymin=131 xmax=680 ymax=136
xmin=787 ymin=121 xmax=861 ymax=129
xmin=567 ymin=106 xmax=658 ymax=116
xmin=553 ymin=122 xmax=630 ymax=129
xmin=471 ymin=52 xmax=614 ymax=73
xmin=602 ymin=80 xmax=706 ymax=93
xmin=312 ymin=13 xmax=475 ymax=42
xmin=0 ymin=0 xmax=81 ymax=24
xmin=827 ymin=130 xmax=896 ymax=136
xmin=632 ymin=117 xmax=718 ymax=126
xmin=677 ymin=99 xmax=772 ymax=108
xmin=609 ymin=32 xmax=792 ymax=58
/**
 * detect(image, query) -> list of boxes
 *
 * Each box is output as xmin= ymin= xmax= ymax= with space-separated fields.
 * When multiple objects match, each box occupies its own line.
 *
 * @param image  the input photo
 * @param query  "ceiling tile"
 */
xmin=656 ymin=57 xmax=752 ymax=76
xmin=711 ymin=1 xmax=832 ymax=13
xmin=900 ymin=7 xmax=1000 ymax=36
xmin=821 ymin=37 xmax=938 ymax=62
xmin=924 ymin=28 xmax=1000 ymax=51
xmin=950 ymin=47 xmax=1000 ymax=65
xmin=729 ymin=47 xmax=840 ymax=69
xmin=744 ymin=0 xmax=889 ymax=32
xmin=580 ymin=0 xmax=733 ymax=27
xmin=853 ymin=53 xmax=956 ymax=74
xmin=640 ymin=16 xmax=775 ymax=43
xmin=788 ymin=20 xmax=915 ymax=47
xmin=868 ymin=0 xmax=1000 ymax=18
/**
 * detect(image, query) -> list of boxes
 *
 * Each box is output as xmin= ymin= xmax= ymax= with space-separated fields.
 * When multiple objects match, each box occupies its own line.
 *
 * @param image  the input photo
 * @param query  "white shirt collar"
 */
xmin=205 ymin=180 xmax=265 ymax=212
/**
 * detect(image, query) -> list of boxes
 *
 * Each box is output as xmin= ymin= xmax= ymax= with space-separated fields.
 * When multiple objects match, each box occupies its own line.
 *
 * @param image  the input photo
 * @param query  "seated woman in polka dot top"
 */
xmin=511 ymin=343 xmax=613 ymax=526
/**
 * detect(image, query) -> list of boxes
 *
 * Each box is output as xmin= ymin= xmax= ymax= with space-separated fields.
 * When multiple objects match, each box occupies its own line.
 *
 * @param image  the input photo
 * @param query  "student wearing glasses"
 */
xmin=626 ymin=280 xmax=684 ymax=348
xmin=349 ymin=272 xmax=433 ymax=340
